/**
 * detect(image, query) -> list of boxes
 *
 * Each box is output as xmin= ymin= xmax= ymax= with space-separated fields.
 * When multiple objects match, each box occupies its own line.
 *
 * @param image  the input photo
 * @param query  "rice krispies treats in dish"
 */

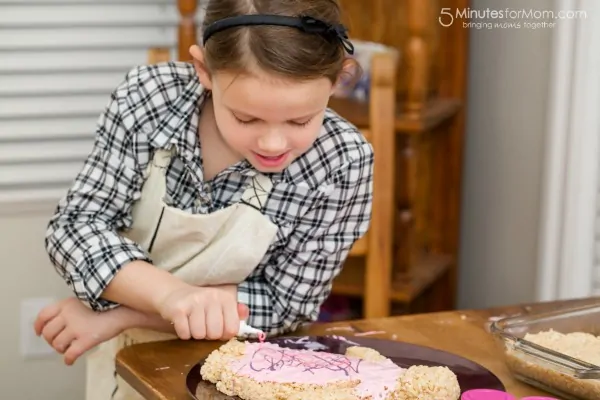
xmin=200 ymin=338 xmax=461 ymax=400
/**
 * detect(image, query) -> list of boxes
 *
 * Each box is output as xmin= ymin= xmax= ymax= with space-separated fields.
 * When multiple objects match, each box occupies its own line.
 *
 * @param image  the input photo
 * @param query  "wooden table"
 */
xmin=116 ymin=297 xmax=599 ymax=399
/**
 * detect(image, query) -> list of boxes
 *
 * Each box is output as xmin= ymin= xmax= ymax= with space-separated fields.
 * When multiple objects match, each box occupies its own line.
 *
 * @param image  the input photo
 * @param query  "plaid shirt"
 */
xmin=45 ymin=62 xmax=374 ymax=335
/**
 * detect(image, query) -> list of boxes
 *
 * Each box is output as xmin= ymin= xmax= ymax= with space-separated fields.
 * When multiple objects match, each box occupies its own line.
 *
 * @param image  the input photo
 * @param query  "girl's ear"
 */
xmin=332 ymin=58 xmax=359 ymax=95
xmin=189 ymin=45 xmax=213 ymax=90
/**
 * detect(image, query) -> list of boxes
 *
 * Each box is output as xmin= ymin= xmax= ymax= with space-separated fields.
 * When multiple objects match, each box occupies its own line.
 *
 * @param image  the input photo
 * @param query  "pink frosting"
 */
xmin=228 ymin=342 xmax=404 ymax=398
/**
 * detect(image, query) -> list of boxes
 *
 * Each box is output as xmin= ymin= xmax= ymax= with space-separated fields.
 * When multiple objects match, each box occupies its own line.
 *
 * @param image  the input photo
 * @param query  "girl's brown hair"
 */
xmin=202 ymin=0 xmax=350 ymax=84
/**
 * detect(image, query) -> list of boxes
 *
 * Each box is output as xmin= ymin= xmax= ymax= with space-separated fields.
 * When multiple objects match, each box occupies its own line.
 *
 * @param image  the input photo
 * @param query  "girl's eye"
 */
xmin=290 ymin=119 xmax=312 ymax=128
xmin=234 ymin=116 xmax=256 ymax=125
xmin=233 ymin=114 xmax=312 ymax=127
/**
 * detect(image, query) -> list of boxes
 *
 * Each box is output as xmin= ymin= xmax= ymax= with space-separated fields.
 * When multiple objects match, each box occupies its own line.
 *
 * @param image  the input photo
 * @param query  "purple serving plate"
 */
xmin=185 ymin=335 xmax=505 ymax=399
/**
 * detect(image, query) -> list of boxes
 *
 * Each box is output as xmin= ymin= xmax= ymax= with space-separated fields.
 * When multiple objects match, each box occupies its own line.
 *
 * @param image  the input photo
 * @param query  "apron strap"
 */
xmin=142 ymin=147 xmax=175 ymax=200
xmin=142 ymin=147 xmax=175 ymax=179
xmin=240 ymin=174 xmax=273 ymax=211
xmin=151 ymin=148 xmax=175 ymax=170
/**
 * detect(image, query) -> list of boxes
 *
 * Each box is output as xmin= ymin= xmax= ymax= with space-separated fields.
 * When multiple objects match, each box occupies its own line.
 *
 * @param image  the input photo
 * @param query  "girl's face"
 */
xmin=207 ymin=71 xmax=333 ymax=172
xmin=191 ymin=45 xmax=336 ymax=173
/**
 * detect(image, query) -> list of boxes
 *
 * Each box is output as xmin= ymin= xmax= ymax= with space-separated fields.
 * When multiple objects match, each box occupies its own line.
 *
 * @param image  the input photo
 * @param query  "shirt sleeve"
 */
xmin=44 ymin=78 xmax=151 ymax=312
xmin=237 ymin=141 xmax=374 ymax=335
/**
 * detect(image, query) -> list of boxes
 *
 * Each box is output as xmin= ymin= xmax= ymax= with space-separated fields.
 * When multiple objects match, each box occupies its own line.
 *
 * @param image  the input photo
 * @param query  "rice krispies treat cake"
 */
xmin=200 ymin=338 xmax=461 ymax=400
xmin=505 ymin=330 xmax=600 ymax=399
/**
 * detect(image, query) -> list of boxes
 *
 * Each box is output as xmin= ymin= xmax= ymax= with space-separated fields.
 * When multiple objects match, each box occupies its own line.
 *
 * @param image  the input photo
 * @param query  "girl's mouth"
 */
xmin=254 ymin=152 xmax=289 ymax=167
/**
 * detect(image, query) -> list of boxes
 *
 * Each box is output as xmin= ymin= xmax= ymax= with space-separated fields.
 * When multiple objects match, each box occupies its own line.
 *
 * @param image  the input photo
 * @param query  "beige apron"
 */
xmin=85 ymin=147 xmax=278 ymax=400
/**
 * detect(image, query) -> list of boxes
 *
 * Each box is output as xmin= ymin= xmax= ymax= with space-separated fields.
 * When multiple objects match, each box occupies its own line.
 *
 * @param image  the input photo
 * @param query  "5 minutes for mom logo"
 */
xmin=438 ymin=7 xmax=587 ymax=28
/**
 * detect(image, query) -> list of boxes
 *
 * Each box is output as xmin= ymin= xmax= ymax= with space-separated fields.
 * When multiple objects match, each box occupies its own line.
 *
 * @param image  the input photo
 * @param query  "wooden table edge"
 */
xmin=116 ymin=356 xmax=170 ymax=400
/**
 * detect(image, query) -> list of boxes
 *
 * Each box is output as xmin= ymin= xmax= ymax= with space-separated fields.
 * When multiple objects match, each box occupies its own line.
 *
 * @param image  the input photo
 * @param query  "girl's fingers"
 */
xmin=41 ymin=315 xmax=66 ymax=345
xmin=63 ymin=338 xmax=88 ymax=366
xmin=205 ymin=305 xmax=223 ymax=340
xmin=172 ymin=311 xmax=192 ymax=340
xmin=237 ymin=303 xmax=249 ymax=321
xmin=188 ymin=307 xmax=206 ymax=340
xmin=52 ymin=328 xmax=76 ymax=354
xmin=223 ymin=302 xmax=240 ymax=339
xmin=34 ymin=303 xmax=61 ymax=336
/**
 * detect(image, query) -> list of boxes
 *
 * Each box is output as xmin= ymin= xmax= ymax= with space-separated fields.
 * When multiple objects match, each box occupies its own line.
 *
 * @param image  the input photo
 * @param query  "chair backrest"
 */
xmin=360 ymin=50 xmax=397 ymax=318
xmin=148 ymin=48 xmax=171 ymax=64
xmin=329 ymin=48 xmax=397 ymax=318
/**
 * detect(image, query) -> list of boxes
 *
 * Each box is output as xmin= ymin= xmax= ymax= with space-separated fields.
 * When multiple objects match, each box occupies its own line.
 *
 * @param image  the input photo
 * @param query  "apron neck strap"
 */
xmin=240 ymin=174 xmax=273 ymax=211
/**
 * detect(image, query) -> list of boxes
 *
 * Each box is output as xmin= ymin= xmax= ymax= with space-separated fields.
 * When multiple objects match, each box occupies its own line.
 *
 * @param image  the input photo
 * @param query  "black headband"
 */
xmin=202 ymin=14 xmax=355 ymax=55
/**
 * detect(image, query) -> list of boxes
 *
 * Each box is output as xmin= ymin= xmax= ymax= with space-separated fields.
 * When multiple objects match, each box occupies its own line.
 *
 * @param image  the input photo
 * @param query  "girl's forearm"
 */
xmin=101 ymin=260 xmax=189 ymax=315
xmin=110 ymin=305 xmax=176 ymax=334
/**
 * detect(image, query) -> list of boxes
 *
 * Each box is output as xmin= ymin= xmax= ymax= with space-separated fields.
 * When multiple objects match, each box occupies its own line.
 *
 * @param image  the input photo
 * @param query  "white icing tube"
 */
xmin=237 ymin=321 xmax=264 ymax=337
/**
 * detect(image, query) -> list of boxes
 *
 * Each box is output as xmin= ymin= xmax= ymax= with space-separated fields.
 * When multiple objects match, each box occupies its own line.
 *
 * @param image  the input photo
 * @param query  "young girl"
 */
xmin=34 ymin=0 xmax=373 ymax=398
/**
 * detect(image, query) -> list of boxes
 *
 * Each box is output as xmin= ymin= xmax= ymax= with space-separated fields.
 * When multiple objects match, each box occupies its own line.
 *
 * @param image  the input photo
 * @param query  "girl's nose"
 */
xmin=257 ymin=129 xmax=287 ymax=154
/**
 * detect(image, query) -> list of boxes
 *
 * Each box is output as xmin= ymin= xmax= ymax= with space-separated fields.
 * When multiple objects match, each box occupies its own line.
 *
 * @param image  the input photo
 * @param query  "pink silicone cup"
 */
xmin=520 ymin=397 xmax=560 ymax=400
xmin=461 ymin=389 xmax=517 ymax=400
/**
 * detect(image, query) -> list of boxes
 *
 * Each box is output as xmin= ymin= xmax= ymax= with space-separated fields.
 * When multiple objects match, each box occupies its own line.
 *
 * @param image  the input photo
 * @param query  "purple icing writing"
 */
xmin=249 ymin=347 xmax=363 ymax=376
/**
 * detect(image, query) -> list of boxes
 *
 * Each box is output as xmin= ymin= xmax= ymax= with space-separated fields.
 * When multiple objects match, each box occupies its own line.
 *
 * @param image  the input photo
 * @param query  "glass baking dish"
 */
xmin=489 ymin=302 xmax=600 ymax=400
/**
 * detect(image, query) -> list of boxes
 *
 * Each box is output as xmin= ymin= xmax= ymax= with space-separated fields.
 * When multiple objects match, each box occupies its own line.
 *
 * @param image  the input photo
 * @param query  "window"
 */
xmin=0 ymin=0 xmax=202 ymax=204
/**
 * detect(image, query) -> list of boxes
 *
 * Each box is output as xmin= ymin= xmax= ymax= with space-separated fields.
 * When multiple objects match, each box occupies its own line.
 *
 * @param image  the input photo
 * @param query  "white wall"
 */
xmin=457 ymin=0 xmax=553 ymax=308
xmin=0 ymin=205 xmax=85 ymax=399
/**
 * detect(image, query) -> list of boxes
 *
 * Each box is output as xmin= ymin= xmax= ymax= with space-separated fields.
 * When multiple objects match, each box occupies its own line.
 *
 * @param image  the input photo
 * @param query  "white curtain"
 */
xmin=536 ymin=0 xmax=600 ymax=301
xmin=0 ymin=0 xmax=206 ymax=211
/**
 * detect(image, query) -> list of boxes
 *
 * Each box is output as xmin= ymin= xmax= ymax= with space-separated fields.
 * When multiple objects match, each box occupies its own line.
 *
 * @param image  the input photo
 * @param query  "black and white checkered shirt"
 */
xmin=45 ymin=62 xmax=374 ymax=335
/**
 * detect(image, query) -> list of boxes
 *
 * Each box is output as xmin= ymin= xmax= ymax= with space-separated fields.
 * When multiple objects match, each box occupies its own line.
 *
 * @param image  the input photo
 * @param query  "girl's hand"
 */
xmin=33 ymin=297 xmax=124 ymax=366
xmin=157 ymin=284 xmax=248 ymax=341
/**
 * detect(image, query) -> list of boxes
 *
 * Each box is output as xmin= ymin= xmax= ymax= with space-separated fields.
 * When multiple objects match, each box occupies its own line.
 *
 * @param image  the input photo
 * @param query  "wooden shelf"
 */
xmin=328 ymin=96 xmax=462 ymax=134
xmin=332 ymin=253 xmax=453 ymax=303
xmin=393 ymin=254 xmax=453 ymax=303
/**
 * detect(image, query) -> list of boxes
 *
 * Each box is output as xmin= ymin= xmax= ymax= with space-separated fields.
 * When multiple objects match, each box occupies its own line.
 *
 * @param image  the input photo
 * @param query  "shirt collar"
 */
xmin=147 ymin=75 xmax=205 ymax=152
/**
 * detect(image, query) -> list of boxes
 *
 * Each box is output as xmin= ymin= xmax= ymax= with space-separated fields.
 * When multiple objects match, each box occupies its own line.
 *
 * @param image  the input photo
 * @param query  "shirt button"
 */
xmin=142 ymin=125 xmax=153 ymax=134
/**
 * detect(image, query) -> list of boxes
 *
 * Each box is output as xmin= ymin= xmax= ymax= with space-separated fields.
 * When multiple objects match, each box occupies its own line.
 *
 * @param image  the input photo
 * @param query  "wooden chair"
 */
xmin=325 ymin=51 xmax=398 ymax=319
